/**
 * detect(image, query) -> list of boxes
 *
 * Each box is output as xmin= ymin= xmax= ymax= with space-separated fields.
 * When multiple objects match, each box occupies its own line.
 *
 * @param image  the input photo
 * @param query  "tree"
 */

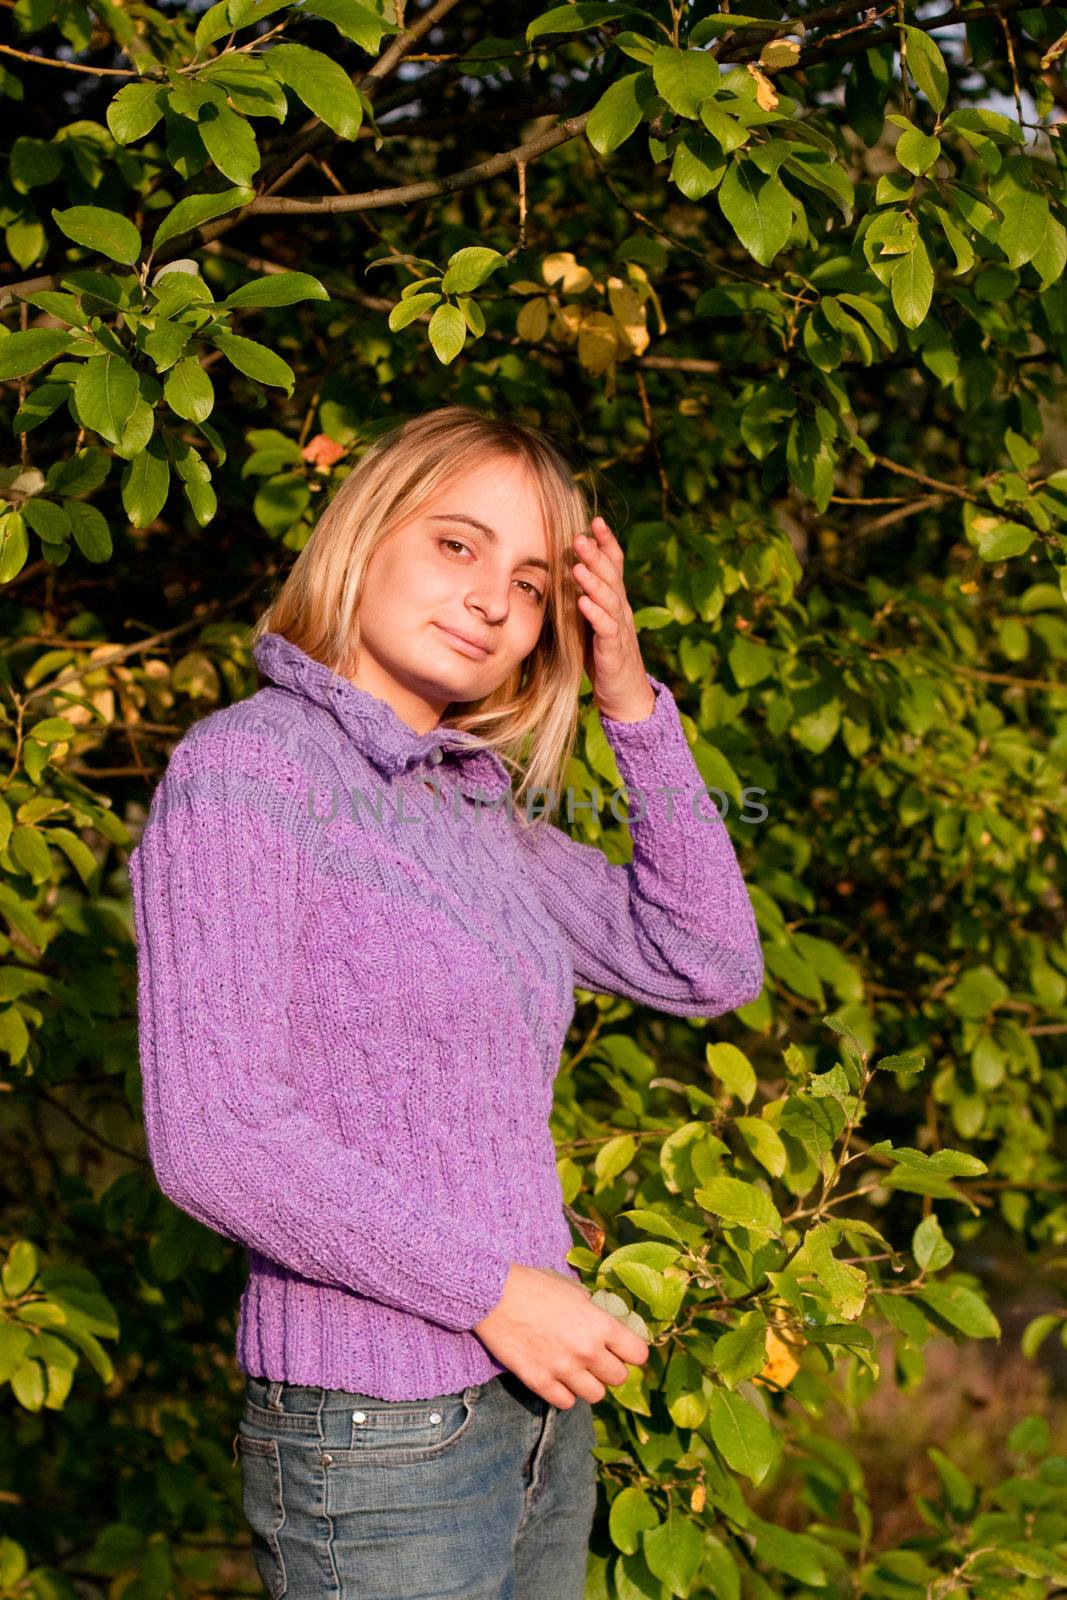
xmin=1 ymin=1 xmax=1066 ymax=1595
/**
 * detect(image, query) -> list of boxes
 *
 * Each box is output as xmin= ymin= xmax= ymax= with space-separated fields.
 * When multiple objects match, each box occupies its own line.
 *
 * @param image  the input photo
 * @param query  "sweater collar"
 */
xmin=252 ymin=631 xmax=513 ymax=801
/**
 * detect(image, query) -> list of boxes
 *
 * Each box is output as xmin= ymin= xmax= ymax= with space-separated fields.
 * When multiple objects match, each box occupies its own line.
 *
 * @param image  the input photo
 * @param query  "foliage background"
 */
xmin=1 ymin=0 xmax=1066 ymax=1594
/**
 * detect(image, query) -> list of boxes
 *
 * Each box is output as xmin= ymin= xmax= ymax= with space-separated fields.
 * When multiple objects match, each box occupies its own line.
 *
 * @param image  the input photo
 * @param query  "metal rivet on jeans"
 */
xmin=321 ymin=1452 xmax=333 ymax=1466
xmin=353 ymin=1410 xmax=366 ymax=1423
xmin=429 ymin=1411 xmax=441 ymax=1423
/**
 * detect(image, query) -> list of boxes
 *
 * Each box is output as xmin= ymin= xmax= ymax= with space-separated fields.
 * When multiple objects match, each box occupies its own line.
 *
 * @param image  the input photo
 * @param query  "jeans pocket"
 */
xmin=331 ymin=1387 xmax=478 ymax=1465
xmin=237 ymin=1433 xmax=288 ymax=1600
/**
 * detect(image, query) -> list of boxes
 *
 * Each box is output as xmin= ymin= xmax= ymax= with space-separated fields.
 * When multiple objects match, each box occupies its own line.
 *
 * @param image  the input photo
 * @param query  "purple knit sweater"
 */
xmin=128 ymin=631 xmax=763 ymax=1400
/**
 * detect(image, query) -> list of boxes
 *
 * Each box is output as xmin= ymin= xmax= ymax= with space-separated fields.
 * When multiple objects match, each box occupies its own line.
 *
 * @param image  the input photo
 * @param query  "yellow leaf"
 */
xmin=577 ymin=311 xmax=619 ymax=374
xmin=754 ymin=1326 xmax=803 ymax=1388
xmin=746 ymin=62 xmax=779 ymax=110
xmin=551 ymin=302 xmax=583 ymax=344
xmin=542 ymin=251 xmax=593 ymax=293
xmin=516 ymin=296 xmax=549 ymax=341
xmin=759 ymin=37 xmax=801 ymax=70
xmin=607 ymin=278 xmax=650 ymax=354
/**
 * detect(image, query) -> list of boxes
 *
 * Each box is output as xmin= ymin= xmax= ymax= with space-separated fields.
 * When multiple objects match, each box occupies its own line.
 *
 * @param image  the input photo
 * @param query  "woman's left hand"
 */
xmin=571 ymin=515 xmax=656 ymax=722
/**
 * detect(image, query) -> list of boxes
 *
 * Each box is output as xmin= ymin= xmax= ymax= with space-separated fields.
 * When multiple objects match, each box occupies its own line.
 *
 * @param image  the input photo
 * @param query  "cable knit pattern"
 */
xmin=127 ymin=631 xmax=764 ymax=1400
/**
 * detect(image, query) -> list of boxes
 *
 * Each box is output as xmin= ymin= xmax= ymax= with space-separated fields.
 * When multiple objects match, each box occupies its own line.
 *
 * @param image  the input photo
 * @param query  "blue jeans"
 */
xmin=234 ymin=1372 xmax=599 ymax=1599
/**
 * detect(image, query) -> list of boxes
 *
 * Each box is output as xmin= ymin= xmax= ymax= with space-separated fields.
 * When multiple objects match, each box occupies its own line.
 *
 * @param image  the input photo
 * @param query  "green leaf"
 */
xmin=427 ymin=303 xmax=467 ymax=364
xmin=51 ymin=205 xmax=141 ymax=265
xmin=644 ymin=1515 xmax=704 ymax=1594
xmin=46 ymin=447 xmax=110 ymax=498
xmin=734 ymin=1116 xmax=788 ymax=1178
xmin=706 ymin=1041 xmax=757 ymax=1104
xmin=16 ymin=288 xmax=87 ymax=326
xmin=691 ymin=12 xmax=786 ymax=39
xmin=440 ymin=248 xmax=507 ymax=294
xmin=12 ymin=381 xmax=69 ymax=432
xmin=526 ymin=3 xmax=622 ymax=44
xmin=711 ymin=1311 xmax=769 ymax=1388
xmin=903 ymin=26 xmax=949 ymax=113
xmin=995 ymin=184 xmax=1049 ymax=269
xmin=803 ymin=1222 xmax=867 ymax=1318
xmin=728 ymin=632 xmax=775 ymax=687
xmin=10 ymin=825 xmax=51 ymax=889
xmin=168 ymin=439 xmax=217 ymax=526
xmin=0 ymin=512 xmax=30 ymax=584
xmin=21 ymin=499 xmax=70 ymax=543
xmin=587 ymin=71 xmax=651 ymax=156
xmin=151 ymin=186 xmax=254 ymax=253
xmin=706 ymin=1385 xmax=780 ymax=1483
xmin=651 ymin=44 xmax=720 ymax=118
xmin=748 ymin=1519 xmax=828 ymax=1585
xmin=113 ymin=395 xmax=155 ymax=462
xmin=121 ymin=441 xmax=171 ymax=528
xmin=212 ymin=331 xmax=296 ymax=392
xmin=198 ymin=58 xmax=289 ymax=121
xmin=297 ymin=0 xmax=399 ymax=49
xmin=194 ymin=0 xmax=232 ymax=49
xmin=694 ymin=1174 xmax=783 ymax=1238
xmin=107 ymin=81 xmax=168 ymax=144
xmin=913 ymin=1214 xmax=953 ymax=1273
xmin=0 ymin=328 xmax=73 ymax=381
xmin=164 ymin=357 xmax=214 ymax=423
xmin=253 ymin=471 xmax=310 ymax=535
xmin=389 ymin=293 xmax=440 ymax=331
xmin=896 ymin=127 xmax=940 ymax=175
xmin=928 ymin=202 xmax=974 ymax=275
xmin=229 ymin=0 xmax=291 ymax=25
xmin=915 ymin=1282 xmax=1001 ymax=1339
xmin=670 ymin=129 xmax=727 ymax=199
xmin=198 ymin=101 xmax=261 ymax=186
xmin=718 ymin=160 xmax=792 ymax=266
xmin=10 ymin=136 xmax=63 ymax=192
xmin=781 ymin=148 xmax=854 ymax=222
xmin=699 ymin=97 xmax=749 ymax=154
xmin=65 ymin=499 xmax=113 ymax=561
xmin=594 ymin=1133 xmax=637 ymax=1186
xmin=11 ymin=1355 xmax=45 ymax=1409
xmin=72 ymin=353 xmax=139 ymax=444
xmin=608 ymin=1484 xmax=659 ymax=1555
xmin=612 ymin=1260 xmax=685 ymax=1321
xmin=222 ymin=271 xmax=330 ymax=309
xmin=264 ymin=43 xmax=364 ymax=139
xmin=976 ymin=519 xmax=1034 ymax=560
xmin=890 ymin=238 xmax=933 ymax=328
xmin=3 ymin=1240 xmax=39 ymax=1297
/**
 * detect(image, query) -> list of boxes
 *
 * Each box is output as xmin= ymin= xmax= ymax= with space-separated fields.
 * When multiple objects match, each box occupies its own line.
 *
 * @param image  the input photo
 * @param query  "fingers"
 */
xmin=590 ymin=514 xmax=625 ymax=573
xmin=606 ymin=1326 xmax=650 ymax=1368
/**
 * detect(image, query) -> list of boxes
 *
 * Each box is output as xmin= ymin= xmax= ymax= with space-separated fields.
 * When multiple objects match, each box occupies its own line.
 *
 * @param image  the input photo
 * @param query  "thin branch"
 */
xmin=206 ymin=111 xmax=592 ymax=219
xmin=253 ymin=0 xmax=468 ymax=195
xmin=0 ymin=41 xmax=137 ymax=74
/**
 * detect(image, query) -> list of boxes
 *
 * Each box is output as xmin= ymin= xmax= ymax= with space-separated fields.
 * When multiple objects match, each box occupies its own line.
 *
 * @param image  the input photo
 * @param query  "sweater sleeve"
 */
xmin=127 ymin=735 xmax=514 ymax=1334
xmin=511 ymin=673 xmax=764 ymax=1017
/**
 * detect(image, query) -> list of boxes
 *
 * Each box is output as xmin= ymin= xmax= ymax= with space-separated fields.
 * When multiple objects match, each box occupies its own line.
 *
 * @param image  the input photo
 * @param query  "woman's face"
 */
xmin=351 ymin=454 xmax=553 ymax=730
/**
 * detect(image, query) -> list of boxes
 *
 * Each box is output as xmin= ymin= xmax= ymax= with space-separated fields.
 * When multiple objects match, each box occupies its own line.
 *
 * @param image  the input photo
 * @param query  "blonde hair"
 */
xmin=252 ymin=404 xmax=607 ymax=816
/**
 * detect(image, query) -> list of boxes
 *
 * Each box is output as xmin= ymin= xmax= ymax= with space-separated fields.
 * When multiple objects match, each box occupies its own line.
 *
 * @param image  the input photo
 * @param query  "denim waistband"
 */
xmin=244 ymin=1371 xmax=503 ymax=1415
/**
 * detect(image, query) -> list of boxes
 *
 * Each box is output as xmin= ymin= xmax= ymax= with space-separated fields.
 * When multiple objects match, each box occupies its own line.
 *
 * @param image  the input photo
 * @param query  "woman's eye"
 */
xmin=440 ymin=540 xmax=543 ymax=603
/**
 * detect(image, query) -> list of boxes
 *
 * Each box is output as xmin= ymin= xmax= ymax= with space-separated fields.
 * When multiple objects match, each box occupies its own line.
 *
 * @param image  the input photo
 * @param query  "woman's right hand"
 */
xmin=472 ymin=1263 xmax=649 ymax=1408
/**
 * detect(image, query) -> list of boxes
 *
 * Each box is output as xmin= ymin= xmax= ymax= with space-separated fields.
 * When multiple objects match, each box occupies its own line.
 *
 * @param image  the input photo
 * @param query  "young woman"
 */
xmin=127 ymin=404 xmax=764 ymax=1600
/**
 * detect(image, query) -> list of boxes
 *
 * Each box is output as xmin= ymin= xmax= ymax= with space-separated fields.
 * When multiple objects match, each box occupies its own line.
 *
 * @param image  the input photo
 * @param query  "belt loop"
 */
xmin=265 ymin=1380 xmax=285 ymax=1412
